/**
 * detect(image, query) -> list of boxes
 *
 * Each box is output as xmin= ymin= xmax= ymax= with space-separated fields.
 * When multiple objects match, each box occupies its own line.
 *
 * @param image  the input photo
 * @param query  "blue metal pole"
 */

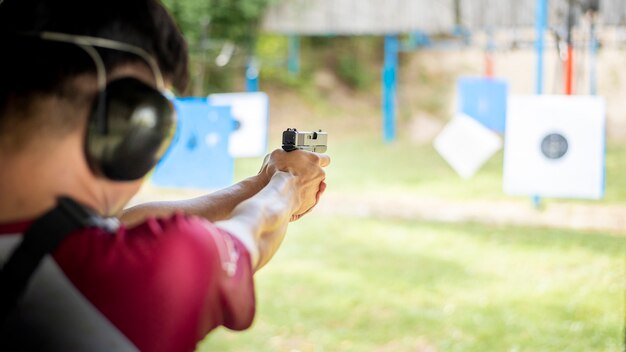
xmin=533 ymin=0 xmax=548 ymax=208
xmin=589 ymin=21 xmax=598 ymax=95
xmin=246 ymin=57 xmax=259 ymax=92
xmin=382 ymin=35 xmax=398 ymax=143
xmin=288 ymin=35 xmax=300 ymax=76
xmin=535 ymin=0 xmax=548 ymax=95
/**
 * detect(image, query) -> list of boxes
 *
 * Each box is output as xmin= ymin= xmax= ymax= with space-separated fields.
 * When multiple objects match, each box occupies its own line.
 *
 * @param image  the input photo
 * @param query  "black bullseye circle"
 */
xmin=541 ymin=133 xmax=568 ymax=159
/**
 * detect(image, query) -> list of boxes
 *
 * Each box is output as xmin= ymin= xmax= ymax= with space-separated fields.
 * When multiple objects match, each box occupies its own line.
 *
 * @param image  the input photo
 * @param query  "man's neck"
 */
xmin=0 ymin=135 xmax=103 ymax=223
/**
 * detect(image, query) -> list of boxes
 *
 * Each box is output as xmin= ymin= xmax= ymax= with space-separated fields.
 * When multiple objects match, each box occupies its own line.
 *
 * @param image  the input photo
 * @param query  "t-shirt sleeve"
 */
xmin=52 ymin=212 xmax=255 ymax=352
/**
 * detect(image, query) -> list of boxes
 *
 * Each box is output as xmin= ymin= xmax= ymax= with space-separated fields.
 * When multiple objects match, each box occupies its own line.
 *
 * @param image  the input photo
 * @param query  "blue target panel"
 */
xmin=151 ymin=97 xmax=235 ymax=189
xmin=457 ymin=77 xmax=508 ymax=133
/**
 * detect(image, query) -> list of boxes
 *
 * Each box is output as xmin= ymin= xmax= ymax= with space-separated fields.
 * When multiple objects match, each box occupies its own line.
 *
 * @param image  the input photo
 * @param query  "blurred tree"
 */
xmin=161 ymin=0 xmax=272 ymax=93
xmin=208 ymin=0 xmax=270 ymax=46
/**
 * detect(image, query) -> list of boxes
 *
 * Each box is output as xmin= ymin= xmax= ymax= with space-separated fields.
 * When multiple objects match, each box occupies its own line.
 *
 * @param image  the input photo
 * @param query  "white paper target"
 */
xmin=208 ymin=92 xmax=269 ymax=158
xmin=503 ymin=95 xmax=606 ymax=199
xmin=434 ymin=113 xmax=503 ymax=179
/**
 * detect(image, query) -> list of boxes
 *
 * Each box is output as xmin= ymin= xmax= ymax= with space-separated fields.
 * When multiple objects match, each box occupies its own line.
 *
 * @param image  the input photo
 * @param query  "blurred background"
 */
xmin=131 ymin=0 xmax=625 ymax=350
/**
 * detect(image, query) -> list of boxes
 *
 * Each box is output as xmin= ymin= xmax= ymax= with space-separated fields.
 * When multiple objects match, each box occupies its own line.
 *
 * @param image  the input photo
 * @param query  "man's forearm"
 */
xmin=215 ymin=171 xmax=297 ymax=271
xmin=120 ymin=174 xmax=268 ymax=226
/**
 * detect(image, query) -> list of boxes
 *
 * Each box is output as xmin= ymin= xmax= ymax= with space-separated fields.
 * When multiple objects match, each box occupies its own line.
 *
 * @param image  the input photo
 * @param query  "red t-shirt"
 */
xmin=0 ymin=213 xmax=255 ymax=352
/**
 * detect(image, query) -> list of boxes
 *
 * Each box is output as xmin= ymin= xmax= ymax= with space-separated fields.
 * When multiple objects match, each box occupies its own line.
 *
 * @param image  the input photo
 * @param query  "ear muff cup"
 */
xmin=85 ymin=77 xmax=176 ymax=181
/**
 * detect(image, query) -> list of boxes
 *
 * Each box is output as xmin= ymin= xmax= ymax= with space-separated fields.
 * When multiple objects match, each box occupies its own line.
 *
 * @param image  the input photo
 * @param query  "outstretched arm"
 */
xmin=120 ymin=174 xmax=268 ymax=226
xmin=120 ymin=149 xmax=330 ymax=227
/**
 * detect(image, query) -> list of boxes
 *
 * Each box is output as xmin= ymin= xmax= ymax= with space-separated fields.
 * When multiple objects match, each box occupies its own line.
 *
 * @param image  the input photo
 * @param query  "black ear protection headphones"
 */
xmin=33 ymin=32 xmax=177 ymax=181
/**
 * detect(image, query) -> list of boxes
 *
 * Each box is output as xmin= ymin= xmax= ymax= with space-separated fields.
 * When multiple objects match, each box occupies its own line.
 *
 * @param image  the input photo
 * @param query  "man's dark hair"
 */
xmin=0 ymin=0 xmax=188 ymax=138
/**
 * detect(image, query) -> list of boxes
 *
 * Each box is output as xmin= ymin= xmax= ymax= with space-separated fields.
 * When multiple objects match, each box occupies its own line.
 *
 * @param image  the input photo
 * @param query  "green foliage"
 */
xmin=256 ymin=35 xmax=381 ymax=94
xmin=256 ymin=35 xmax=294 ymax=83
xmin=159 ymin=1 xmax=384 ymax=95
xmin=255 ymin=35 xmax=316 ymax=92
xmin=316 ymin=36 xmax=379 ymax=91
xmin=160 ymin=0 xmax=273 ymax=94
xmin=208 ymin=0 xmax=271 ymax=45
xmin=336 ymin=54 xmax=373 ymax=90
xmin=202 ymin=58 xmax=243 ymax=94
xmin=161 ymin=0 xmax=211 ymax=46
xmin=161 ymin=0 xmax=271 ymax=47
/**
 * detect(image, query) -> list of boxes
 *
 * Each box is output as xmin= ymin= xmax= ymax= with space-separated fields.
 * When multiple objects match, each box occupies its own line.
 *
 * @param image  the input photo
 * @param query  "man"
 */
xmin=0 ymin=0 xmax=330 ymax=351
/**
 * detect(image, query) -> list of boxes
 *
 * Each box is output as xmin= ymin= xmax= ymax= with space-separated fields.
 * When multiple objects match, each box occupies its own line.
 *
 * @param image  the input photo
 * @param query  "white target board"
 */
xmin=208 ymin=92 xmax=269 ymax=158
xmin=503 ymin=95 xmax=606 ymax=199
xmin=434 ymin=113 xmax=502 ymax=179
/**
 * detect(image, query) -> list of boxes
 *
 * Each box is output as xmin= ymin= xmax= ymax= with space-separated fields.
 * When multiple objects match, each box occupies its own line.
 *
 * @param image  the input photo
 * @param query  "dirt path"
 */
xmin=130 ymin=185 xmax=626 ymax=234
xmin=316 ymin=191 xmax=626 ymax=234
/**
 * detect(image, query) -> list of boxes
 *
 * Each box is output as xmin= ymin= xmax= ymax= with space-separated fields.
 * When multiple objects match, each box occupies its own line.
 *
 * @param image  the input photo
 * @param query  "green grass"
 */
xmin=233 ymin=132 xmax=626 ymax=205
xmin=198 ymin=215 xmax=624 ymax=351
xmin=213 ymin=128 xmax=626 ymax=351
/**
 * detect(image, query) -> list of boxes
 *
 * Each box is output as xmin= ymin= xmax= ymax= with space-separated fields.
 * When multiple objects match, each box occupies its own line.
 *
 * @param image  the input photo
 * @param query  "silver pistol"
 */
xmin=282 ymin=128 xmax=327 ymax=153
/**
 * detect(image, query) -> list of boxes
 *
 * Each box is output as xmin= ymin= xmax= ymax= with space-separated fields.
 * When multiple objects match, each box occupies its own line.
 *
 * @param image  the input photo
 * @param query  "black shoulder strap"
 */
xmin=0 ymin=196 xmax=109 ymax=323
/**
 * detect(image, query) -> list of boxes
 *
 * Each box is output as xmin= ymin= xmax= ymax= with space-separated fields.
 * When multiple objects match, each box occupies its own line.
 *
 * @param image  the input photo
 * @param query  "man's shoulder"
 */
xmin=63 ymin=212 xmax=226 ymax=246
xmin=52 ymin=212 xmax=254 ymax=350
xmin=55 ymin=212 xmax=237 ymax=267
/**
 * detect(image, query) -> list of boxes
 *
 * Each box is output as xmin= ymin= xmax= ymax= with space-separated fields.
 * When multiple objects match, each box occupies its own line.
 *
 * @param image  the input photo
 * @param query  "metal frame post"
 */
xmin=589 ymin=15 xmax=598 ymax=95
xmin=382 ymin=34 xmax=399 ymax=143
xmin=533 ymin=0 xmax=548 ymax=208
xmin=246 ymin=56 xmax=259 ymax=92
xmin=288 ymin=35 xmax=300 ymax=76
xmin=535 ymin=0 xmax=548 ymax=95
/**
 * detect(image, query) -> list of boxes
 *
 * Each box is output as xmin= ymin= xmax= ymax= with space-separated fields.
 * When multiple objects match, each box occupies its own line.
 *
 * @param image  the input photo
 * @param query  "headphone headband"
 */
xmin=26 ymin=31 xmax=165 ymax=90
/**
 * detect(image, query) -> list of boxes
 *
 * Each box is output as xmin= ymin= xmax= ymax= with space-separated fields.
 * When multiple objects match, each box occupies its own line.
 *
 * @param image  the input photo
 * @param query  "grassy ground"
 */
xmin=198 ymin=215 xmax=624 ymax=351
xmin=193 ymin=132 xmax=626 ymax=351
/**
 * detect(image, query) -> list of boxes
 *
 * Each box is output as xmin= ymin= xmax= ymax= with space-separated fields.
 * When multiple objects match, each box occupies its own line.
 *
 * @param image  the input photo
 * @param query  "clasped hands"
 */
xmin=259 ymin=149 xmax=331 ymax=221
